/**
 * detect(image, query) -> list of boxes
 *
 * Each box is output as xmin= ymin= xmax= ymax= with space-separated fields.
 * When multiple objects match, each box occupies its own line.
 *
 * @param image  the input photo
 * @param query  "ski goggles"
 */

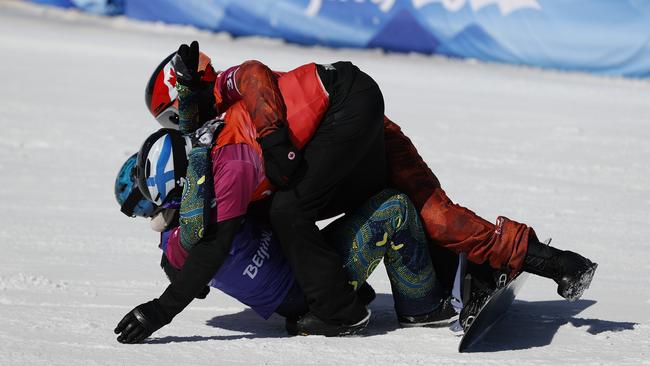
xmin=120 ymin=164 xmax=163 ymax=218
xmin=120 ymin=186 xmax=160 ymax=218
xmin=121 ymin=164 xmax=178 ymax=218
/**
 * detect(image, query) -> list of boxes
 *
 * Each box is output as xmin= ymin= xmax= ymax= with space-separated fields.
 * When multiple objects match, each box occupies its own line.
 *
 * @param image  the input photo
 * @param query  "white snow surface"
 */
xmin=1 ymin=1 xmax=649 ymax=365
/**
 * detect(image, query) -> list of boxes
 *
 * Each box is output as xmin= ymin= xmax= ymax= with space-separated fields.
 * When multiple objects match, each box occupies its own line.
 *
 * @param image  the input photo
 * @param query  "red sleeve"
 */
xmin=231 ymin=60 xmax=286 ymax=137
xmin=211 ymin=144 xmax=265 ymax=222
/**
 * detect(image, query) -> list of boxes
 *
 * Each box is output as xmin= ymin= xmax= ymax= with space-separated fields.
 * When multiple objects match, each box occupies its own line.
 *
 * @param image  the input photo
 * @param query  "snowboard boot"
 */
xmin=286 ymin=308 xmax=371 ymax=337
xmin=523 ymin=239 xmax=597 ymax=301
xmin=284 ymin=285 xmax=375 ymax=335
xmin=397 ymin=296 xmax=458 ymax=327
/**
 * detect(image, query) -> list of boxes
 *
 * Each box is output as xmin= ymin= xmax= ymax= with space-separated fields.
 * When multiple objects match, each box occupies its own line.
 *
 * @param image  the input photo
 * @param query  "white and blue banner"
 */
xmin=32 ymin=0 xmax=650 ymax=77
xmin=32 ymin=0 xmax=124 ymax=15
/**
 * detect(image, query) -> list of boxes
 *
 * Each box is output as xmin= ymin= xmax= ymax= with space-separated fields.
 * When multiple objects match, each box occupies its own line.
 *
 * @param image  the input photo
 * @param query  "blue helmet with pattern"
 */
xmin=115 ymin=153 xmax=160 ymax=218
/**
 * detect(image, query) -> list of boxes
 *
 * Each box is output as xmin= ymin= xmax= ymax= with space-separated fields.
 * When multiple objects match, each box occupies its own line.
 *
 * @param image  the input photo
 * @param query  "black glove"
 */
xmin=171 ymin=40 xmax=200 ymax=88
xmin=160 ymin=254 xmax=210 ymax=299
xmin=259 ymin=126 xmax=302 ymax=189
xmin=114 ymin=299 xmax=171 ymax=344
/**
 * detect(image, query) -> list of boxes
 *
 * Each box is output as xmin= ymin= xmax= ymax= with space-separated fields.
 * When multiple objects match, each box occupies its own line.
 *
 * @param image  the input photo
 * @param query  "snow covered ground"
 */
xmin=1 ymin=1 xmax=649 ymax=365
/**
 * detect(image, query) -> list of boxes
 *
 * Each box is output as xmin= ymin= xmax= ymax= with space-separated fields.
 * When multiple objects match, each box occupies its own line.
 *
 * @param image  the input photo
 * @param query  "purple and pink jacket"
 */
xmin=161 ymin=218 xmax=294 ymax=319
xmin=161 ymin=143 xmax=294 ymax=319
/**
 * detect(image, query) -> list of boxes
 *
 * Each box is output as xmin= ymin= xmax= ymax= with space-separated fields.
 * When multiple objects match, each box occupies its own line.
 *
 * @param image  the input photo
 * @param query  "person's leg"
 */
xmin=323 ymin=189 xmax=458 ymax=326
xmin=384 ymin=117 xmax=596 ymax=298
xmin=323 ymin=189 xmax=441 ymax=316
xmin=275 ymin=279 xmax=376 ymax=321
xmin=270 ymin=65 xmax=387 ymax=327
xmin=384 ymin=117 xmax=532 ymax=274
xmin=427 ymin=241 xmax=459 ymax=297
xmin=382 ymin=116 xmax=459 ymax=295
xmin=274 ymin=281 xmax=309 ymax=321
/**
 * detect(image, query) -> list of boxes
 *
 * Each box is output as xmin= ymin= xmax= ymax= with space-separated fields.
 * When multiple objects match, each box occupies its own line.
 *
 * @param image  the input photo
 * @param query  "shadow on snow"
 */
xmin=463 ymin=299 xmax=638 ymax=353
xmin=145 ymin=294 xmax=637 ymax=348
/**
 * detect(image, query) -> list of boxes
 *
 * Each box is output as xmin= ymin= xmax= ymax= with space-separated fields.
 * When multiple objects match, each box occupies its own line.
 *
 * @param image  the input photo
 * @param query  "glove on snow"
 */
xmin=114 ymin=299 xmax=171 ymax=344
xmin=259 ymin=125 xmax=302 ymax=189
xmin=160 ymin=254 xmax=210 ymax=300
xmin=171 ymin=40 xmax=200 ymax=89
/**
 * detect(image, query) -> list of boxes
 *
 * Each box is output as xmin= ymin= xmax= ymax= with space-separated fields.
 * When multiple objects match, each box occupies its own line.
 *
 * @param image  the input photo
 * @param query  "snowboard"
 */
xmin=458 ymin=271 xmax=529 ymax=352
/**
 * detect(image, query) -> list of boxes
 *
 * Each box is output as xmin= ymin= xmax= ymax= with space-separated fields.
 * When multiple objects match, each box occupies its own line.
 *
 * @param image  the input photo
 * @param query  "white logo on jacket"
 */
xmin=242 ymin=230 xmax=273 ymax=280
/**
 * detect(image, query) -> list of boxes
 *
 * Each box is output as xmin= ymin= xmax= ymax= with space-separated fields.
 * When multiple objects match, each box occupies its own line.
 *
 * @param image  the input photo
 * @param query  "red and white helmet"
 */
xmin=145 ymin=51 xmax=216 ymax=129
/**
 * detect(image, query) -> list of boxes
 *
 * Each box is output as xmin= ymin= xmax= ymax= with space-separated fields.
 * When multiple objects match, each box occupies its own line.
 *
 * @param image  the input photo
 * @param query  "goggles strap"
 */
xmin=120 ymin=188 xmax=145 ymax=217
xmin=169 ymin=131 xmax=189 ymax=189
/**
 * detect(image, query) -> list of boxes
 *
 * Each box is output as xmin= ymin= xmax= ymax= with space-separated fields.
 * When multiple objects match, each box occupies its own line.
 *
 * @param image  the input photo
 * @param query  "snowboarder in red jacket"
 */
xmin=115 ymin=41 xmax=596 ymax=342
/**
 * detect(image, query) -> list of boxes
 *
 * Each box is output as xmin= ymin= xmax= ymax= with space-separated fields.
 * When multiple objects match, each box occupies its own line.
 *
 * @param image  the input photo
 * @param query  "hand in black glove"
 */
xmin=160 ymin=254 xmax=210 ymax=299
xmin=114 ymin=299 xmax=171 ymax=344
xmin=171 ymin=40 xmax=200 ymax=88
xmin=259 ymin=126 xmax=302 ymax=189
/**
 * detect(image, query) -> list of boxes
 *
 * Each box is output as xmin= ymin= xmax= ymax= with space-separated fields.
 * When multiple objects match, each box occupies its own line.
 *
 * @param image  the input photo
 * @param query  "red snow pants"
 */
xmin=383 ymin=117 xmax=534 ymax=274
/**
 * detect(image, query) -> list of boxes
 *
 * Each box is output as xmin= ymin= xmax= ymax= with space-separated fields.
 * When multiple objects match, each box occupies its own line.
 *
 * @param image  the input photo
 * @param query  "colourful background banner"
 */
xmin=31 ymin=0 xmax=650 ymax=77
